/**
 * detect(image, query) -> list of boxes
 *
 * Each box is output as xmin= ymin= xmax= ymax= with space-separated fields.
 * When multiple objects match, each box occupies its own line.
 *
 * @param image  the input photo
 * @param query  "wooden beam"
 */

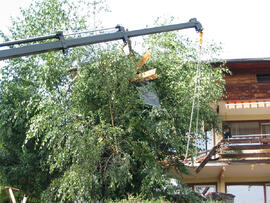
xmin=136 ymin=52 xmax=152 ymax=69
xmin=202 ymin=187 xmax=210 ymax=196
xmin=220 ymin=153 xmax=270 ymax=159
xmin=22 ymin=196 xmax=28 ymax=203
xmin=229 ymin=138 xmax=270 ymax=144
xmin=219 ymin=166 xmax=226 ymax=181
xmin=130 ymin=68 xmax=157 ymax=82
xmin=218 ymin=159 xmax=270 ymax=164
xmin=5 ymin=186 xmax=40 ymax=200
xmin=196 ymin=154 xmax=208 ymax=163
xmin=195 ymin=141 xmax=222 ymax=173
xmin=197 ymin=150 xmax=211 ymax=156
xmin=231 ymin=135 xmax=270 ymax=139
xmin=8 ymin=188 xmax=16 ymax=203
xmin=223 ymin=144 xmax=270 ymax=150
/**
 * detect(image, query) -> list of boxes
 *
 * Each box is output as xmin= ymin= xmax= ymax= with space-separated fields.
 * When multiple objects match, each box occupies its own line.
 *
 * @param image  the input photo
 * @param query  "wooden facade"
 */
xmin=223 ymin=59 xmax=270 ymax=100
xmin=181 ymin=58 xmax=270 ymax=202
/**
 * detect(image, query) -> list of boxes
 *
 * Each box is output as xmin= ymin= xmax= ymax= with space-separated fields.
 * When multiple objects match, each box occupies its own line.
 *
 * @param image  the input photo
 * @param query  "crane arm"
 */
xmin=0 ymin=18 xmax=202 ymax=61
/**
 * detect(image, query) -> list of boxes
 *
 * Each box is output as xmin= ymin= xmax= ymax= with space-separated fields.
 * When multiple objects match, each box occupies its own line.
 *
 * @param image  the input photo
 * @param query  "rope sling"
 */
xmin=184 ymin=31 xmax=203 ymax=162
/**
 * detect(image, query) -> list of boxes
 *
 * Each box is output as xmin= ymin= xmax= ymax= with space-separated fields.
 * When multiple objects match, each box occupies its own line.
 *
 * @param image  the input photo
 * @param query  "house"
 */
xmin=180 ymin=58 xmax=270 ymax=202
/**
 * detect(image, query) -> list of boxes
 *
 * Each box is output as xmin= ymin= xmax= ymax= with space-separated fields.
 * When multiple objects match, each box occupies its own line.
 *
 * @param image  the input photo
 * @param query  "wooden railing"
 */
xmin=195 ymin=134 xmax=270 ymax=173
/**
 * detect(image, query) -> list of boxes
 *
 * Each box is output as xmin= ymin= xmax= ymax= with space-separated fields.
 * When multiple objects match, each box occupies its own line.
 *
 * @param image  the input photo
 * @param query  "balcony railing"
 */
xmin=231 ymin=133 xmax=270 ymax=137
xmin=195 ymin=134 xmax=270 ymax=173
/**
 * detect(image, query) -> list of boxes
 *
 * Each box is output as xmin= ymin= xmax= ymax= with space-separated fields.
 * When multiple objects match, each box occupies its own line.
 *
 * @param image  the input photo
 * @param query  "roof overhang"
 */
xmin=183 ymin=162 xmax=270 ymax=180
xmin=211 ymin=57 xmax=270 ymax=71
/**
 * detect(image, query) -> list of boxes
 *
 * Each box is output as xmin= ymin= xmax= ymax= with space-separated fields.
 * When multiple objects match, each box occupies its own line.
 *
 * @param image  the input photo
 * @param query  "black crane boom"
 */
xmin=0 ymin=18 xmax=203 ymax=60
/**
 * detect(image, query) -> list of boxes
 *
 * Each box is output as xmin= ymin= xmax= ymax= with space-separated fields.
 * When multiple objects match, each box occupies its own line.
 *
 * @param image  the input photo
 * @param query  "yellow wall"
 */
xmin=221 ymin=114 xmax=270 ymax=121
xmin=184 ymin=100 xmax=270 ymax=193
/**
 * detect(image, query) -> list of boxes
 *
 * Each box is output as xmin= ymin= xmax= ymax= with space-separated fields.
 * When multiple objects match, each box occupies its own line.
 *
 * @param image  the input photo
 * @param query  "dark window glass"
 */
xmin=227 ymin=122 xmax=260 ymax=136
xmin=257 ymin=74 xmax=270 ymax=83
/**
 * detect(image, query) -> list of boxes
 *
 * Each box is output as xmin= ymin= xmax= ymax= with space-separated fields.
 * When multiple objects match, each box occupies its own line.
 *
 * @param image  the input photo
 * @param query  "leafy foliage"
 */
xmin=0 ymin=0 xmax=226 ymax=202
xmin=0 ymin=187 xmax=9 ymax=203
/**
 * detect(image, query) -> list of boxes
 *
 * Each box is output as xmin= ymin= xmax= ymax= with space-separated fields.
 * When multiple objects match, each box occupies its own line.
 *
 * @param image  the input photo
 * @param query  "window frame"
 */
xmin=188 ymin=182 xmax=217 ymax=195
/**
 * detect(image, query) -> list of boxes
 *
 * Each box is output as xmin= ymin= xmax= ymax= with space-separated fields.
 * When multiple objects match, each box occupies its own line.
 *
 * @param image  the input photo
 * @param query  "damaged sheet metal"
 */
xmin=136 ymin=82 xmax=161 ymax=108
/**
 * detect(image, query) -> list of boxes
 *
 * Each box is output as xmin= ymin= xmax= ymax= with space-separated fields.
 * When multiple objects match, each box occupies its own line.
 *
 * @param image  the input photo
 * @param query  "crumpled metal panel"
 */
xmin=136 ymin=82 xmax=160 ymax=108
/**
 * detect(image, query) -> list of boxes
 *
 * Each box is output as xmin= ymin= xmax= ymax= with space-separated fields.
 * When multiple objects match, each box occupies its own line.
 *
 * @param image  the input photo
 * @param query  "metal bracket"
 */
xmin=116 ymin=25 xmax=128 ymax=43
xmin=116 ymin=25 xmax=133 ymax=55
xmin=57 ymin=31 xmax=68 ymax=55
xmin=189 ymin=18 xmax=203 ymax=32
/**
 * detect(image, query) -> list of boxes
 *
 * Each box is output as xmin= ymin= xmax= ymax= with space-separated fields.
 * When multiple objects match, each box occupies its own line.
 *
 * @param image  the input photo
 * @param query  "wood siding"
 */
xmin=223 ymin=63 xmax=270 ymax=100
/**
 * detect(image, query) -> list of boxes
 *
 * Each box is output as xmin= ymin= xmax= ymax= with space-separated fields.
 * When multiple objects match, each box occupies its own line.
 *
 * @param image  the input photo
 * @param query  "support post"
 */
xmin=218 ymin=166 xmax=226 ymax=193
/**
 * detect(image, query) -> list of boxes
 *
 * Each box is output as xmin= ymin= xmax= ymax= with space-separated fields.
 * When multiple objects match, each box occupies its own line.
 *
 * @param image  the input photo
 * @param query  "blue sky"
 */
xmin=1 ymin=0 xmax=270 ymax=59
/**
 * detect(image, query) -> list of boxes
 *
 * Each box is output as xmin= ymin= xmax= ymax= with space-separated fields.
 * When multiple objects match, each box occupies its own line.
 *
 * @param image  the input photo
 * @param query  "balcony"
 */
xmin=195 ymin=134 xmax=270 ymax=173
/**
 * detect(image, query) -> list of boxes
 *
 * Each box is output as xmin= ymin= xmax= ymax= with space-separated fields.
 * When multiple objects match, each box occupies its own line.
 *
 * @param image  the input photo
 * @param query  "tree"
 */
xmin=0 ymin=0 xmax=226 ymax=202
xmin=0 ymin=0 xmax=107 ymax=201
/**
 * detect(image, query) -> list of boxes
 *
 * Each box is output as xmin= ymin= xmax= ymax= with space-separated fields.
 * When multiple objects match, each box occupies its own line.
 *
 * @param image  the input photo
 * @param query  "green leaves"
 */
xmin=0 ymin=1 xmax=226 ymax=201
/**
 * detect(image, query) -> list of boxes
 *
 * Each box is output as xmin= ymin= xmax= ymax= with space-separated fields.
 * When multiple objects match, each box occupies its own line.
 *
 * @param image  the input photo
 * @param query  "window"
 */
xmin=229 ymin=122 xmax=260 ymax=136
xmin=257 ymin=74 xmax=270 ymax=83
xmin=194 ymin=185 xmax=216 ymax=195
xmin=189 ymin=183 xmax=217 ymax=196
xmin=262 ymin=123 xmax=270 ymax=135
xmin=227 ymin=183 xmax=270 ymax=203
xmin=224 ymin=121 xmax=270 ymax=136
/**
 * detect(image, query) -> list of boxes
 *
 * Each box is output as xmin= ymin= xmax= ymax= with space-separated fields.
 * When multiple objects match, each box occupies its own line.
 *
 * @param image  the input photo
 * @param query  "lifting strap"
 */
xmin=184 ymin=31 xmax=203 ymax=162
